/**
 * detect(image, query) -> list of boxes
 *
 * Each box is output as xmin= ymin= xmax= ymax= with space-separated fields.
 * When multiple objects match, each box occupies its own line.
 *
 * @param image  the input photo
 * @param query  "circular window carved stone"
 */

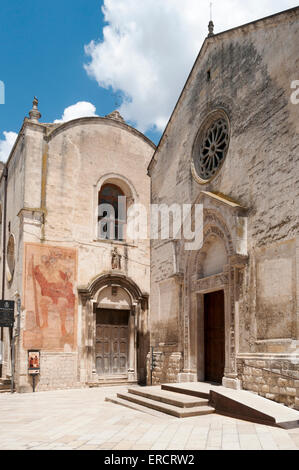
xmin=191 ymin=110 xmax=230 ymax=184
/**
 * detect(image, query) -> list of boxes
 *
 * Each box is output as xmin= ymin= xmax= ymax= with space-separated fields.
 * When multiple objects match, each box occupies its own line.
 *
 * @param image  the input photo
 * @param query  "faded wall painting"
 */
xmin=23 ymin=243 xmax=77 ymax=351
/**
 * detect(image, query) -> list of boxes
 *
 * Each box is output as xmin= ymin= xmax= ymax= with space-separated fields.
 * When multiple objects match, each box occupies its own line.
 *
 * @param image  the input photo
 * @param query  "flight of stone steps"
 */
xmin=106 ymin=382 xmax=299 ymax=427
xmin=88 ymin=377 xmax=137 ymax=388
xmin=0 ymin=378 xmax=11 ymax=394
xmin=106 ymin=385 xmax=215 ymax=418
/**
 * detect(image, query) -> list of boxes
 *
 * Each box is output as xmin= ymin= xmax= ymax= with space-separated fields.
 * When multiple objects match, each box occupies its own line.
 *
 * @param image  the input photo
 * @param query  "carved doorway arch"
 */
xmin=181 ymin=208 xmax=247 ymax=390
xmin=78 ymin=273 xmax=149 ymax=385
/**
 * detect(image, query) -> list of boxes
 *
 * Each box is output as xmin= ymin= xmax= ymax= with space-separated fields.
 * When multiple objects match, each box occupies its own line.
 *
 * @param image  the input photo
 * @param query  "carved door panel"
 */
xmin=119 ymin=326 xmax=128 ymax=374
xmin=204 ymin=290 xmax=225 ymax=384
xmin=96 ymin=309 xmax=129 ymax=377
xmin=110 ymin=326 xmax=128 ymax=375
xmin=96 ymin=325 xmax=111 ymax=375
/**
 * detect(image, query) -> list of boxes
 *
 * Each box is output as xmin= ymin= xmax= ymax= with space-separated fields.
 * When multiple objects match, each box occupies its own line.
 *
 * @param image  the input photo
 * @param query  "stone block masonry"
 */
xmin=146 ymin=350 xmax=183 ymax=385
xmin=237 ymin=357 xmax=299 ymax=410
xmin=35 ymin=352 xmax=83 ymax=392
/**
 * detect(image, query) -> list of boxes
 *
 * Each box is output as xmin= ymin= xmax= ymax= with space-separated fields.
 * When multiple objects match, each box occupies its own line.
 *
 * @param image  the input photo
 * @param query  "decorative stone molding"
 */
xmin=78 ymin=273 xmax=148 ymax=385
xmin=45 ymin=116 xmax=156 ymax=150
xmin=17 ymin=207 xmax=45 ymax=225
xmin=105 ymin=110 xmax=125 ymax=123
xmin=191 ymin=109 xmax=230 ymax=184
xmin=77 ymin=272 xmax=148 ymax=305
xmin=192 ymin=272 xmax=229 ymax=293
xmin=28 ymin=97 xmax=41 ymax=123
xmin=204 ymin=210 xmax=234 ymax=255
xmin=181 ymin=200 xmax=249 ymax=390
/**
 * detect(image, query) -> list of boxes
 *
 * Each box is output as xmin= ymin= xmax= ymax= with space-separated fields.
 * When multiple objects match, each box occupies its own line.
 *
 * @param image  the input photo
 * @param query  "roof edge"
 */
xmin=46 ymin=116 xmax=156 ymax=150
xmin=147 ymin=5 xmax=299 ymax=175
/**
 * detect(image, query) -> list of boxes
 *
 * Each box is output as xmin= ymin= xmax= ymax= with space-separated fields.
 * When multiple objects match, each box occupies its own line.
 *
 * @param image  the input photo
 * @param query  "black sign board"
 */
xmin=0 ymin=300 xmax=15 ymax=327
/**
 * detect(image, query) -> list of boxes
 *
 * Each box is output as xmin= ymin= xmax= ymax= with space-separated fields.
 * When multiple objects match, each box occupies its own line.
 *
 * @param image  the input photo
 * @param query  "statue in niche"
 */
xmin=111 ymin=247 xmax=122 ymax=270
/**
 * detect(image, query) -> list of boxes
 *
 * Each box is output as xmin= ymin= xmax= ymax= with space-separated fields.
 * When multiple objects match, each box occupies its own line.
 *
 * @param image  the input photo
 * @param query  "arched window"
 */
xmin=98 ymin=184 xmax=126 ymax=240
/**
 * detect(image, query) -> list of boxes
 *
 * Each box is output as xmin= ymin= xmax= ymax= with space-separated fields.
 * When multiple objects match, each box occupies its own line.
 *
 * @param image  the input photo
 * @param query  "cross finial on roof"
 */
xmin=29 ymin=96 xmax=41 ymax=122
xmin=208 ymin=2 xmax=214 ymax=37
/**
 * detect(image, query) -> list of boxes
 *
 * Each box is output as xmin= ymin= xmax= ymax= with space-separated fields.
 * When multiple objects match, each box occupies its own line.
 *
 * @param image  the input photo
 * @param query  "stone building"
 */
xmin=0 ymin=100 xmax=155 ymax=392
xmin=0 ymin=6 xmax=298 ymax=411
xmin=148 ymin=7 xmax=299 ymax=409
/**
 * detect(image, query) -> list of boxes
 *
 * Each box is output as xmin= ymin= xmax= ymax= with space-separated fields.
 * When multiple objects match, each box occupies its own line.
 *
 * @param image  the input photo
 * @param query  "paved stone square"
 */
xmin=0 ymin=387 xmax=298 ymax=450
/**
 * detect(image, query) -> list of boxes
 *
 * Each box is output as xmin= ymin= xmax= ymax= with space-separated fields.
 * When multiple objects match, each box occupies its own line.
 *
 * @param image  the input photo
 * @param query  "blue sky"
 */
xmin=0 ymin=0 xmax=297 ymax=160
xmin=0 ymin=1 xmax=126 ymax=137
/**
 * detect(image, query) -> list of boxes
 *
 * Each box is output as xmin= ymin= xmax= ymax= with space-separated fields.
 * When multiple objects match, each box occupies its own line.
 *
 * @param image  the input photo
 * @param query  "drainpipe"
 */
xmin=2 ymin=166 xmax=8 ymax=299
xmin=0 ymin=165 xmax=8 ymax=378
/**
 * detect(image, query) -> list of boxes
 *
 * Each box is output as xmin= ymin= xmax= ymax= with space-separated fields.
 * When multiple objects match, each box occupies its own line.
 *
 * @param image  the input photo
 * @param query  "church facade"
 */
xmin=0 ymin=6 xmax=298 ymax=410
xmin=0 ymin=102 xmax=155 ymax=392
xmin=148 ymin=7 xmax=299 ymax=409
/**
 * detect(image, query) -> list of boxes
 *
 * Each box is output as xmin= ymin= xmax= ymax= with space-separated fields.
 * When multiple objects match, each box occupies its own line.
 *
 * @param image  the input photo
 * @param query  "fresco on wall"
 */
xmin=23 ymin=244 xmax=77 ymax=351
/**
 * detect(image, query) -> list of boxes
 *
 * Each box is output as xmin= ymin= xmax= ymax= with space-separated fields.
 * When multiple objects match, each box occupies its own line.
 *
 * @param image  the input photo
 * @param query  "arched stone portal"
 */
xmin=178 ymin=197 xmax=248 ymax=390
xmin=78 ymin=274 xmax=149 ymax=385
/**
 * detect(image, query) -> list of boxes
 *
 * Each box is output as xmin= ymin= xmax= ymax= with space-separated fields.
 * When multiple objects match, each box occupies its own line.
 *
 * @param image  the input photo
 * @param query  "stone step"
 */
xmin=106 ymin=395 xmax=176 ymax=418
xmin=0 ymin=380 xmax=12 ymax=393
xmin=127 ymin=386 xmax=210 ymax=408
xmin=88 ymin=379 xmax=137 ymax=388
xmin=115 ymin=391 xmax=215 ymax=418
xmin=0 ymin=378 xmax=11 ymax=386
xmin=0 ymin=380 xmax=11 ymax=391
xmin=162 ymin=383 xmax=211 ymax=400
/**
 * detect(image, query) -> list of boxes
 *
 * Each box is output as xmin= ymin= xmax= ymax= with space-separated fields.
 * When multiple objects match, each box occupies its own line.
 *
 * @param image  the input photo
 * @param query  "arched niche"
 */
xmin=96 ymin=285 xmax=132 ymax=310
xmin=185 ymin=209 xmax=233 ymax=280
xmin=198 ymin=234 xmax=228 ymax=279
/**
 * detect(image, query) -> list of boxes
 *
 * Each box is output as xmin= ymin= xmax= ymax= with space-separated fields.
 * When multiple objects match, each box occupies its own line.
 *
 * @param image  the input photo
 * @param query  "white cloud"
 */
xmin=0 ymin=102 xmax=98 ymax=162
xmin=84 ymin=0 xmax=297 ymax=133
xmin=0 ymin=131 xmax=18 ymax=162
xmin=54 ymin=101 xmax=98 ymax=123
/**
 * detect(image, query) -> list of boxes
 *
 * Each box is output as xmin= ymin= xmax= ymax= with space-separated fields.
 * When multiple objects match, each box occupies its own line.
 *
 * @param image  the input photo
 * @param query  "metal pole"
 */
xmin=10 ymin=328 xmax=14 ymax=394
xmin=1 ymin=166 xmax=8 ymax=301
xmin=0 ymin=166 xmax=8 ymax=379
xmin=32 ymin=374 xmax=36 ymax=393
xmin=10 ymin=300 xmax=16 ymax=394
xmin=150 ymin=346 xmax=154 ymax=385
xmin=13 ymin=297 xmax=21 ymax=394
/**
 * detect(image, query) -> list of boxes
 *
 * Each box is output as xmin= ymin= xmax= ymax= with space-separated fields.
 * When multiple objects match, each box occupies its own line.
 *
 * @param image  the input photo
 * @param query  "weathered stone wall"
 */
xmin=146 ymin=349 xmax=183 ymax=385
xmin=37 ymin=352 xmax=82 ymax=391
xmin=0 ymin=132 xmax=26 ymax=379
xmin=44 ymin=119 xmax=153 ymax=293
xmin=18 ymin=352 xmax=82 ymax=393
xmin=1 ymin=115 xmax=154 ymax=392
xmin=149 ymin=8 xmax=299 ymax=403
xmin=237 ymin=357 xmax=299 ymax=410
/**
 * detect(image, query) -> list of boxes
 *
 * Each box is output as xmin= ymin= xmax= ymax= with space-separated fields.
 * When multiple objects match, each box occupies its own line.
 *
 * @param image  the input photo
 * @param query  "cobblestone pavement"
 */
xmin=0 ymin=387 xmax=298 ymax=450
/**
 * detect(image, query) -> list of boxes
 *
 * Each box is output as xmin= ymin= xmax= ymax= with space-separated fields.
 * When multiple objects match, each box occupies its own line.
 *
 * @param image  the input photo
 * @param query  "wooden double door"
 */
xmin=96 ymin=309 xmax=129 ymax=377
xmin=204 ymin=290 xmax=225 ymax=384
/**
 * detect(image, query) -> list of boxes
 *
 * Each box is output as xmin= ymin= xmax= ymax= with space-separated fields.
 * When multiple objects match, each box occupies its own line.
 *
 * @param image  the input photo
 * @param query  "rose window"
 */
xmin=192 ymin=111 xmax=230 ymax=183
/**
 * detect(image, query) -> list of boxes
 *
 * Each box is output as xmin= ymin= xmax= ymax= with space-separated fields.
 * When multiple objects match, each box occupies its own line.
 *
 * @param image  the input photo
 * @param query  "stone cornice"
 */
xmin=45 ymin=116 xmax=156 ymax=150
xmin=78 ymin=272 xmax=149 ymax=303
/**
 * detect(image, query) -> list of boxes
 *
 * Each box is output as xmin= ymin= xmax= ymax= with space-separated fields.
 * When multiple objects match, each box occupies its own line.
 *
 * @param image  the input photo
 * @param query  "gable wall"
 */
xmin=149 ymin=10 xmax=299 ymax=397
